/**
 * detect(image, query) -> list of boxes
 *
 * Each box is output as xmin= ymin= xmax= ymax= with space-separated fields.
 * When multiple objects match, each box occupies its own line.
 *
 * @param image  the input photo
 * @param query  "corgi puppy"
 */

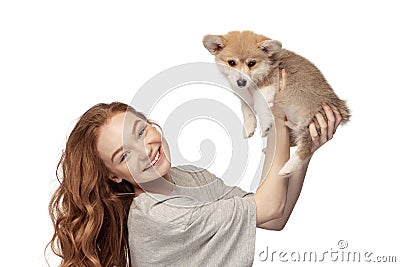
xmin=203 ymin=31 xmax=350 ymax=176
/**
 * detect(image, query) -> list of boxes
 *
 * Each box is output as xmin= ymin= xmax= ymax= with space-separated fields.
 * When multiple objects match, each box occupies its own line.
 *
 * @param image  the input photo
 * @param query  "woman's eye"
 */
xmin=228 ymin=60 xmax=236 ymax=67
xmin=138 ymin=127 xmax=145 ymax=138
xmin=120 ymin=151 xmax=130 ymax=163
xmin=247 ymin=61 xmax=256 ymax=68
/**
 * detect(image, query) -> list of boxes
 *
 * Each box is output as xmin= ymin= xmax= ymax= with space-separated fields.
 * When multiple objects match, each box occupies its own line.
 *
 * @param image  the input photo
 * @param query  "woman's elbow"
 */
xmin=267 ymin=222 xmax=286 ymax=231
xmin=257 ymin=220 xmax=287 ymax=231
xmin=256 ymin=205 xmax=285 ymax=226
xmin=269 ymin=207 xmax=284 ymax=222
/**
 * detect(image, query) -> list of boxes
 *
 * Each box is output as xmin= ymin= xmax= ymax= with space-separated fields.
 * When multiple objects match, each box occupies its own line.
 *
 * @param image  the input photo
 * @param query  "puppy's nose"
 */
xmin=237 ymin=79 xmax=247 ymax=87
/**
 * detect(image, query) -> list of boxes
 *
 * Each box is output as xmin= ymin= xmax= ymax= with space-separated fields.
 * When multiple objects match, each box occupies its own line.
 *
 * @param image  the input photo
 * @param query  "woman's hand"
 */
xmin=309 ymin=104 xmax=342 ymax=153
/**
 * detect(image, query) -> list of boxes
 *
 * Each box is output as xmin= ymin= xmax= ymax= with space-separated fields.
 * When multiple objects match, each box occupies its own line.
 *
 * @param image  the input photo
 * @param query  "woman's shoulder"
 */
xmin=171 ymin=164 xmax=204 ymax=172
xmin=171 ymin=165 xmax=216 ymax=186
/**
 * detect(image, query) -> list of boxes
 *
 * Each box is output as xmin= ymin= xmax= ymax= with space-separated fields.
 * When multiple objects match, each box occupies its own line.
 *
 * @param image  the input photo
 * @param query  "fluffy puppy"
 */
xmin=203 ymin=31 xmax=350 ymax=176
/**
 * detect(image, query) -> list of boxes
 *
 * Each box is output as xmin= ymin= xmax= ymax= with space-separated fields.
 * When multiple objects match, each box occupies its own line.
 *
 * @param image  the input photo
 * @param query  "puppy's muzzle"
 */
xmin=237 ymin=79 xmax=247 ymax=87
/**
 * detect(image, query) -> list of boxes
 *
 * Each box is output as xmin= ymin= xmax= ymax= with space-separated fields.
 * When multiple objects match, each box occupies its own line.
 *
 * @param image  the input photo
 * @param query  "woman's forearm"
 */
xmin=257 ymin=103 xmax=342 ymax=229
xmin=254 ymin=119 xmax=290 ymax=225
xmin=257 ymin=157 xmax=311 ymax=230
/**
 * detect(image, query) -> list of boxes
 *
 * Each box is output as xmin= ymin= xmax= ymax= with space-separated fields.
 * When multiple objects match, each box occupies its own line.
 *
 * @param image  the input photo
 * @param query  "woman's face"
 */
xmin=96 ymin=111 xmax=171 ymax=188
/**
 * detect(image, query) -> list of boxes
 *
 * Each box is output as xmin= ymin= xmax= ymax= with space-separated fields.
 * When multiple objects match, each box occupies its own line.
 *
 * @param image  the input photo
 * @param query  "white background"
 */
xmin=1 ymin=0 xmax=399 ymax=266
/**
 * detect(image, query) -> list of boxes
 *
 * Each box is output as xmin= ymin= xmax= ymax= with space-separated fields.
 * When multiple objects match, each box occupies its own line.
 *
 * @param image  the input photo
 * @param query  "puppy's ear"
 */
xmin=203 ymin=34 xmax=226 ymax=55
xmin=258 ymin=40 xmax=282 ymax=54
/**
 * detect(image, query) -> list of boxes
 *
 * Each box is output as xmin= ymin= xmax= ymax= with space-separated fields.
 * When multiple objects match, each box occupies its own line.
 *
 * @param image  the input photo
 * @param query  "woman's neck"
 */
xmin=134 ymin=170 xmax=175 ymax=197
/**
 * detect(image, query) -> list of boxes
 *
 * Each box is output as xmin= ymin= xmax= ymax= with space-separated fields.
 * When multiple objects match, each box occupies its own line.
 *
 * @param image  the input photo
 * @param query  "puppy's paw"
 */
xmin=260 ymin=123 xmax=272 ymax=137
xmin=278 ymin=164 xmax=294 ymax=178
xmin=279 ymin=153 xmax=302 ymax=177
xmin=243 ymin=128 xmax=255 ymax=138
xmin=243 ymin=120 xmax=257 ymax=138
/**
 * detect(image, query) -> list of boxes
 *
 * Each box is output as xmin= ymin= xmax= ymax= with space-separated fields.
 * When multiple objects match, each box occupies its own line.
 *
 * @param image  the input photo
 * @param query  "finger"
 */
xmin=322 ymin=105 xmax=335 ymax=140
xmin=315 ymin=112 xmax=328 ymax=143
xmin=276 ymin=69 xmax=281 ymax=92
xmin=309 ymin=122 xmax=320 ymax=147
xmin=281 ymin=69 xmax=287 ymax=91
xmin=331 ymin=105 xmax=342 ymax=131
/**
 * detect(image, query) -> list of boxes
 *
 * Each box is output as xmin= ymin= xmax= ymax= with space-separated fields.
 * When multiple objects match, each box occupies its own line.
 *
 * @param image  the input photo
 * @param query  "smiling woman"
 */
xmin=47 ymin=71 xmax=341 ymax=267
xmin=47 ymin=101 xmax=180 ymax=266
xmin=96 ymin=110 xmax=174 ymax=196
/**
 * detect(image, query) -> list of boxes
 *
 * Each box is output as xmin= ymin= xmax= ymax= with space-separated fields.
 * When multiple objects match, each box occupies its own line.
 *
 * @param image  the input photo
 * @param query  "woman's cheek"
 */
xmin=162 ymin=138 xmax=171 ymax=162
xmin=125 ymin=157 xmax=141 ymax=179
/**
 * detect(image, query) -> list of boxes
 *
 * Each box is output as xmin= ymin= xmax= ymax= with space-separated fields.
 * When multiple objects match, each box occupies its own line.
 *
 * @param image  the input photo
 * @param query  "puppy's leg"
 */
xmin=279 ymin=129 xmax=313 ymax=177
xmin=279 ymin=150 xmax=302 ymax=177
xmin=253 ymin=87 xmax=274 ymax=137
xmin=241 ymin=99 xmax=257 ymax=138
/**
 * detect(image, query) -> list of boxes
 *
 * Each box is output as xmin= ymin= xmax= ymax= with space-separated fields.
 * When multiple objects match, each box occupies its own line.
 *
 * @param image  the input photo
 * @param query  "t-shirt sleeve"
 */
xmin=129 ymin=193 xmax=257 ymax=267
xmin=195 ymin=166 xmax=254 ymax=199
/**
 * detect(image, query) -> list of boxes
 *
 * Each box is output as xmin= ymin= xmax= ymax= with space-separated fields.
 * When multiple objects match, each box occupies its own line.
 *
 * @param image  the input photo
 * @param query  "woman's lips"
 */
xmin=143 ymin=147 xmax=162 ymax=171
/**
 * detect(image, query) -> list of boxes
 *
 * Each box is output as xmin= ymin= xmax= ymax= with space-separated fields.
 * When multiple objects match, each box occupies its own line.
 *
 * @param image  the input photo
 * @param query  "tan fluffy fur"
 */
xmin=203 ymin=30 xmax=350 ymax=176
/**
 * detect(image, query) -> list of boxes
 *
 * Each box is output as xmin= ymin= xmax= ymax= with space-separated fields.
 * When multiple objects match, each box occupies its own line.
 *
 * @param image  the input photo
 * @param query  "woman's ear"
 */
xmin=108 ymin=174 xmax=123 ymax=183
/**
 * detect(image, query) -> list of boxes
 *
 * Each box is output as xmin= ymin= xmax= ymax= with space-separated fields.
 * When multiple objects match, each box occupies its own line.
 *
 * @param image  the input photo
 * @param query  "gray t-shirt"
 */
xmin=128 ymin=165 xmax=256 ymax=267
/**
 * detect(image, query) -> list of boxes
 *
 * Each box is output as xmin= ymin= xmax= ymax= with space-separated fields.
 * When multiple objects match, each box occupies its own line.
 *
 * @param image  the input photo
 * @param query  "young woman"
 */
xmin=48 ymin=71 xmax=342 ymax=266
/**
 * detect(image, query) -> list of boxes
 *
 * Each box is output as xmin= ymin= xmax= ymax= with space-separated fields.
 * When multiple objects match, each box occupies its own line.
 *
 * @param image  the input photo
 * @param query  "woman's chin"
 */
xmin=138 ymin=162 xmax=171 ymax=183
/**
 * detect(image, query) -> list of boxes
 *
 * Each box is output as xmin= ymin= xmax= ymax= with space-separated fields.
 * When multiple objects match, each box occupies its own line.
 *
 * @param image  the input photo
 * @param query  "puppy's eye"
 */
xmin=248 ymin=61 xmax=256 ymax=68
xmin=228 ymin=60 xmax=236 ymax=67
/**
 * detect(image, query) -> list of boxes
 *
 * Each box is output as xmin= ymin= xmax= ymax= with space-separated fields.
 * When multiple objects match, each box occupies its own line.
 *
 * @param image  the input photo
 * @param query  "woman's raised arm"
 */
xmin=253 ymin=70 xmax=343 ymax=228
xmin=256 ymin=109 xmax=342 ymax=229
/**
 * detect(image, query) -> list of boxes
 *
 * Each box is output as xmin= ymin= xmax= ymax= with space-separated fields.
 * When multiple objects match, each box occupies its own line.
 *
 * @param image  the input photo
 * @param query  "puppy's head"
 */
xmin=203 ymin=31 xmax=282 ymax=89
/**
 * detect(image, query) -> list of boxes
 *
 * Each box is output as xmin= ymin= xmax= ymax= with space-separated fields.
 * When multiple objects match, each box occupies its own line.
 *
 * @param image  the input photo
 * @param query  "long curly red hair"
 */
xmin=47 ymin=102 xmax=147 ymax=266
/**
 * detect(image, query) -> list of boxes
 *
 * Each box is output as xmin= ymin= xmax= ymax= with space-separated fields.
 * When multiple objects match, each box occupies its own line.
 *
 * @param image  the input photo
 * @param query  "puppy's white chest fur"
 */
xmin=232 ymin=83 xmax=277 ymax=138
xmin=233 ymin=83 xmax=277 ymax=106
xmin=258 ymin=83 xmax=277 ymax=106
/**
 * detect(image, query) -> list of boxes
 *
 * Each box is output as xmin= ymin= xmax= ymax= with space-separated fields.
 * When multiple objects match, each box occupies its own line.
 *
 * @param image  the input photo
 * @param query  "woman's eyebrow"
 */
xmin=111 ymin=147 xmax=123 ymax=163
xmin=131 ymin=119 xmax=141 ymax=133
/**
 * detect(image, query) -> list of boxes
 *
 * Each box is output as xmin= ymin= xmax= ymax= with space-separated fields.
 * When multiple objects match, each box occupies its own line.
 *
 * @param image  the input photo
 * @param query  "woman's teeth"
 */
xmin=144 ymin=149 xmax=160 ymax=171
xmin=150 ymin=150 xmax=160 ymax=166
